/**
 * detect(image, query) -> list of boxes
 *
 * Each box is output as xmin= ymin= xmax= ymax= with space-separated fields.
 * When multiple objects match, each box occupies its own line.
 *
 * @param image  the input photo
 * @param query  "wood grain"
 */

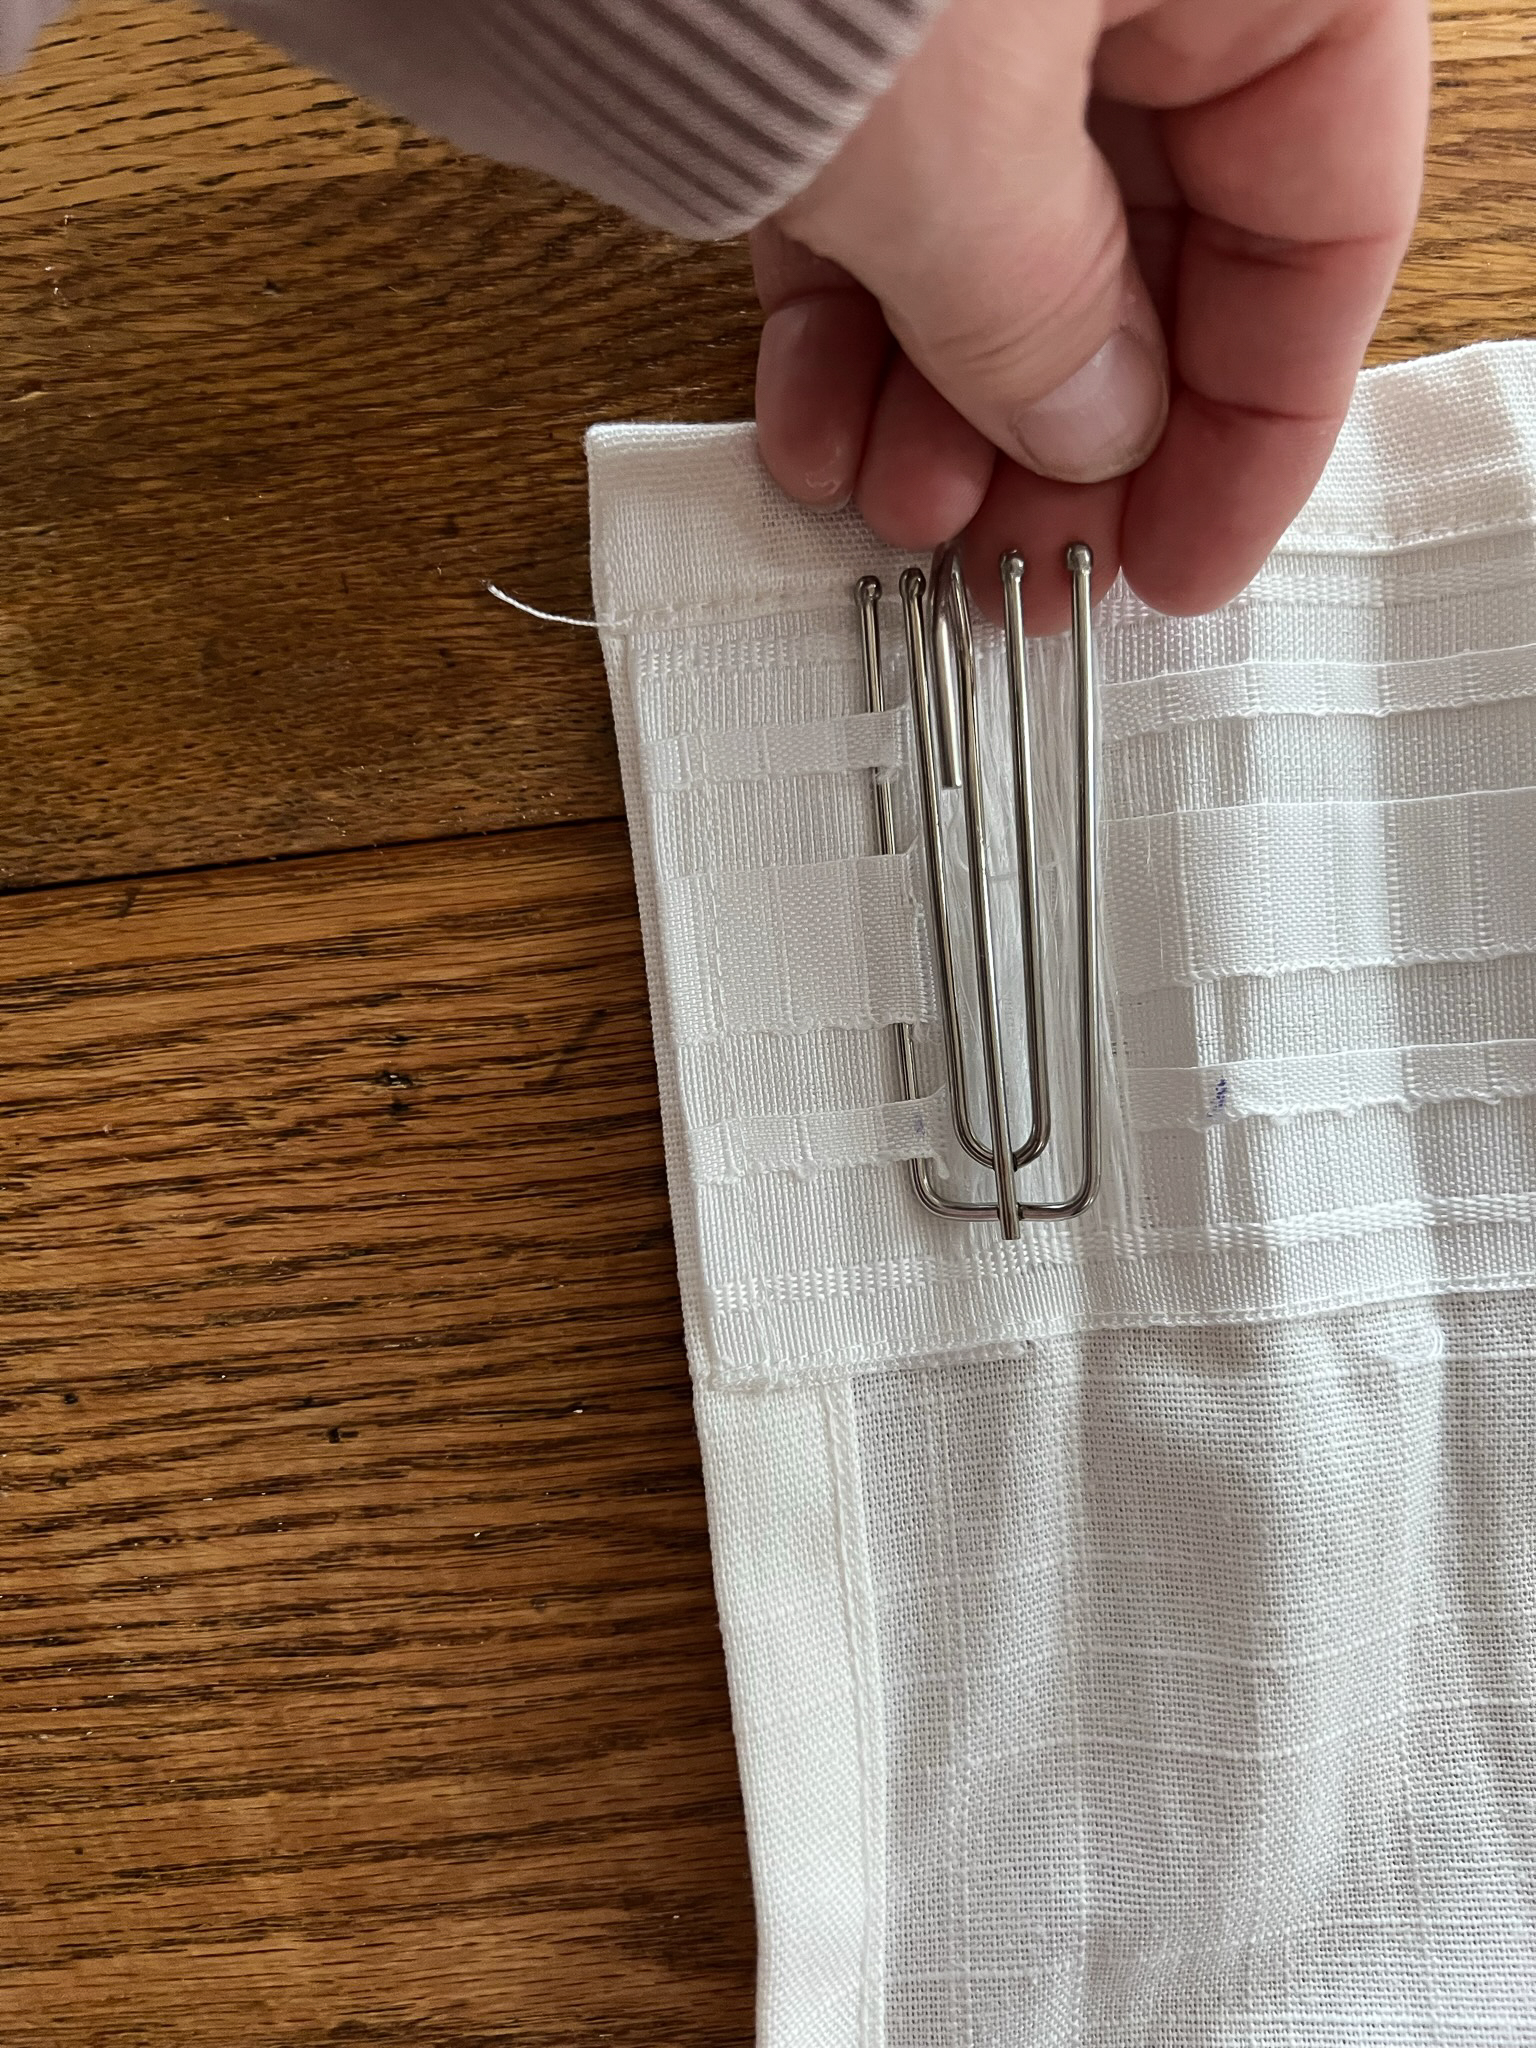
xmin=1427 ymin=0 xmax=1536 ymax=59
xmin=0 ymin=2 xmax=459 ymax=213
xmin=0 ymin=0 xmax=758 ymax=891
xmin=0 ymin=826 xmax=754 ymax=2043
xmin=1373 ymin=16 xmax=1536 ymax=360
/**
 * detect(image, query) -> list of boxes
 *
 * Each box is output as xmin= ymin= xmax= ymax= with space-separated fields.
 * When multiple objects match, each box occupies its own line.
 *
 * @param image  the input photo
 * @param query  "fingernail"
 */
xmin=1010 ymin=328 xmax=1167 ymax=484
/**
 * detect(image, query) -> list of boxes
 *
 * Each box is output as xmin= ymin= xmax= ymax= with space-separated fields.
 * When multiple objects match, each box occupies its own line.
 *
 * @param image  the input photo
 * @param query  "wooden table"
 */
xmin=0 ymin=3 xmax=1532 ymax=2039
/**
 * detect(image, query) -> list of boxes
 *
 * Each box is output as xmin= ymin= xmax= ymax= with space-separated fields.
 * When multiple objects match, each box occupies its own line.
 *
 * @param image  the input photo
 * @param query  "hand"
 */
xmin=752 ymin=0 xmax=1430 ymax=628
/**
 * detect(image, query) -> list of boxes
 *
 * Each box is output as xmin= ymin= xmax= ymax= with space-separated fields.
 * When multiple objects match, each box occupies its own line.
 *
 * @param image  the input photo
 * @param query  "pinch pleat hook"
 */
xmin=857 ymin=545 xmax=1101 ymax=1237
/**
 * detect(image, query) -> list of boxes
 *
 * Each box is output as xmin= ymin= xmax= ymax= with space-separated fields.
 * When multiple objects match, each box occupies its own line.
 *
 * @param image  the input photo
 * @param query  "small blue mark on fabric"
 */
xmin=1212 ymin=1075 xmax=1230 ymax=1117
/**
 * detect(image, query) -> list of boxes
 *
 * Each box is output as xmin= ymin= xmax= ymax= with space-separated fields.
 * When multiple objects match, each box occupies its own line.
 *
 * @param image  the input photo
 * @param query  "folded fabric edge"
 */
xmin=587 ymin=340 xmax=1536 ymax=631
xmin=592 ymin=448 xmax=891 ymax=2048
xmin=695 ymin=1377 xmax=886 ymax=2048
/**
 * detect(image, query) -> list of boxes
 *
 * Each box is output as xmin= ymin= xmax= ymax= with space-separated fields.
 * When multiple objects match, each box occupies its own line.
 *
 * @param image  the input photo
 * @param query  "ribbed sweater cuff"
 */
xmin=214 ymin=0 xmax=950 ymax=237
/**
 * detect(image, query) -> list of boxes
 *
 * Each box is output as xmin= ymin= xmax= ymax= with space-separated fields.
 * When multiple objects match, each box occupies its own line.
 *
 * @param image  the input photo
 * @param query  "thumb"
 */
xmin=983 ymin=244 xmax=1169 ymax=488
xmin=777 ymin=0 xmax=1168 ymax=485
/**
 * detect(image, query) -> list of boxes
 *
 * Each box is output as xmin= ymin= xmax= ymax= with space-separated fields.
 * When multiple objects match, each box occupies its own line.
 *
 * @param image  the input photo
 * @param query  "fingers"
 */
xmin=854 ymin=354 xmax=997 ymax=549
xmin=752 ymin=219 xmax=995 ymax=548
xmin=1121 ymin=234 xmax=1396 ymax=612
xmin=752 ymin=159 xmax=1127 ymax=602
xmin=1004 ymin=270 xmax=1168 ymax=488
xmin=1088 ymin=98 xmax=1186 ymax=326
xmin=751 ymin=223 xmax=889 ymax=510
xmin=1119 ymin=0 xmax=1430 ymax=611
xmin=754 ymin=292 xmax=890 ymax=510
xmin=755 ymin=0 xmax=1428 ymax=620
xmin=964 ymin=465 xmax=1128 ymax=634
xmin=777 ymin=0 xmax=1171 ymax=488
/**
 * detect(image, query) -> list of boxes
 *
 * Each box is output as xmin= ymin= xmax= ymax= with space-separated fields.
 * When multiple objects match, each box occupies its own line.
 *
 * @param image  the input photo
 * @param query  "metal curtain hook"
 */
xmin=858 ymin=544 xmax=1100 ymax=1238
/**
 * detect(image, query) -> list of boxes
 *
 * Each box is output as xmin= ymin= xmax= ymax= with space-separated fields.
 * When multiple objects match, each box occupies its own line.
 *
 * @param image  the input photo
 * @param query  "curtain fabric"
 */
xmin=589 ymin=342 xmax=1536 ymax=2046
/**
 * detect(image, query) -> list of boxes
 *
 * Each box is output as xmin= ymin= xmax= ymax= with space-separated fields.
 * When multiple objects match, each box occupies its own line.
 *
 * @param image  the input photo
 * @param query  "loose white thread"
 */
xmin=486 ymin=580 xmax=601 ymax=630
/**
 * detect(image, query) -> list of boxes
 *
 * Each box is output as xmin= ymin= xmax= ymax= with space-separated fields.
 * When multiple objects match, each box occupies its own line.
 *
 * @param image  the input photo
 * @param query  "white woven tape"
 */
xmin=589 ymin=351 xmax=1536 ymax=1375
xmin=690 ymin=1090 xmax=945 ymax=1183
xmin=643 ymin=707 xmax=904 ymax=789
xmin=1112 ymin=787 xmax=1536 ymax=992
xmin=662 ymin=849 xmax=932 ymax=1041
